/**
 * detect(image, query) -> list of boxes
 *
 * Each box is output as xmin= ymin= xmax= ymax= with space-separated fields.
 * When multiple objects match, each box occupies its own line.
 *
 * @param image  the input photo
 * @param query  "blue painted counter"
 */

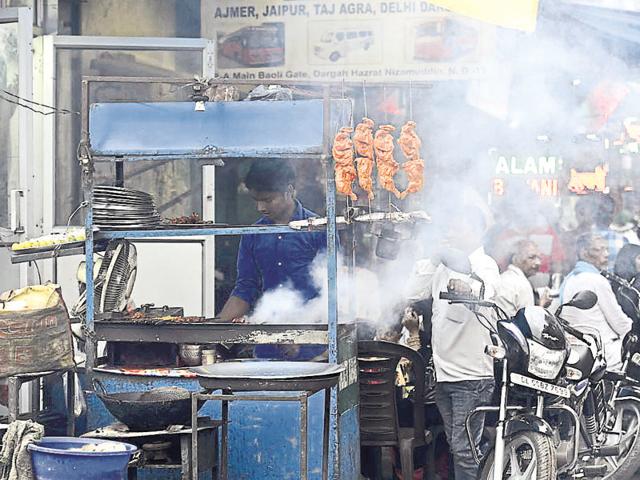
xmin=82 ymin=372 xmax=327 ymax=479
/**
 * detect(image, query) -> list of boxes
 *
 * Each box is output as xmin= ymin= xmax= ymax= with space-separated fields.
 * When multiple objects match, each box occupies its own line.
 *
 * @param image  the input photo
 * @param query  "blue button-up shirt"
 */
xmin=231 ymin=200 xmax=327 ymax=306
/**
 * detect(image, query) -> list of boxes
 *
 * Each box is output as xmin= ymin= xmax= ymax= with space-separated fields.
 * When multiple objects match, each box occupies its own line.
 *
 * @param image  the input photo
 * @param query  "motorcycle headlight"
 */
xmin=527 ymin=340 xmax=566 ymax=380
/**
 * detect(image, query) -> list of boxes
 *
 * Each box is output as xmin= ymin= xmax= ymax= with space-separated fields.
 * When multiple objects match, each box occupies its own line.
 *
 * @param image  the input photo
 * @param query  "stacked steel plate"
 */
xmin=92 ymin=186 xmax=161 ymax=230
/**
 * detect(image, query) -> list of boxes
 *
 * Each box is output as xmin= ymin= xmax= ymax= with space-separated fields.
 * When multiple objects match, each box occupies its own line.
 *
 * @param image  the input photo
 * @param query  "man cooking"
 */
xmin=217 ymin=158 xmax=327 ymax=359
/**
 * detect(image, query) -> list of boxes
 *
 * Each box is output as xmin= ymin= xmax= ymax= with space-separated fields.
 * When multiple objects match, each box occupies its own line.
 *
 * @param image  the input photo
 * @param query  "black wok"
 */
xmin=93 ymin=379 xmax=203 ymax=431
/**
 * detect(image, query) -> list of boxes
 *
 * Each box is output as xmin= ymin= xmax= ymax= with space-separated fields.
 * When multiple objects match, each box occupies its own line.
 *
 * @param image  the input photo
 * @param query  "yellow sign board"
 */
xmin=202 ymin=1 xmax=496 ymax=82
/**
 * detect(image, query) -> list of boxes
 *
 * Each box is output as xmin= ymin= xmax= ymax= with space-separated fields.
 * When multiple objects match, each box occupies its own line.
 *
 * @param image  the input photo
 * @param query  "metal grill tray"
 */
xmin=191 ymin=361 xmax=343 ymax=392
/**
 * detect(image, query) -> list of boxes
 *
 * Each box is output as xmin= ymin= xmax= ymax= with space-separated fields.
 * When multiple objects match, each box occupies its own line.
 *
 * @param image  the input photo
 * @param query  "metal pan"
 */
xmin=92 ymin=379 xmax=203 ymax=431
xmin=191 ymin=362 xmax=344 ymax=392
xmin=191 ymin=361 xmax=343 ymax=380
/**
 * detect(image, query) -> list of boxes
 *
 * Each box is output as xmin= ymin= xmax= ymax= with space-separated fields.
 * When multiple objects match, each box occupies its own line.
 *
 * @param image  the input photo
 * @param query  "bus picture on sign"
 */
xmin=218 ymin=23 xmax=285 ymax=68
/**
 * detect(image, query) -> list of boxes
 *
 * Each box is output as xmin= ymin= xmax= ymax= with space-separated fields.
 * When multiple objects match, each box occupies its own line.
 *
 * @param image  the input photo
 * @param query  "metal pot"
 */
xmin=179 ymin=344 xmax=202 ymax=366
xmin=375 ymin=225 xmax=401 ymax=260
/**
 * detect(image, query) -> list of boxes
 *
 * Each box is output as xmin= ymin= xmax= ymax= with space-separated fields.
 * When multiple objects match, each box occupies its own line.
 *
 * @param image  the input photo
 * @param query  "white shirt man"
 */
xmin=406 ymin=233 xmax=500 ymax=480
xmin=561 ymin=233 xmax=632 ymax=369
xmin=408 ymin=246 xmax=501 ymax=381
xmin=498 ymin=240 xmax=544 ymax=317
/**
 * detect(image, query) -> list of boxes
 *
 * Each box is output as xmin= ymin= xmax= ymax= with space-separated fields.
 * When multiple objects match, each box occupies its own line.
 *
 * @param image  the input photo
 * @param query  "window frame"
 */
xmin=34 ymin=35 xmax=217 ymax=316
xmin=0 ymin=7 xmax=33 ymax=246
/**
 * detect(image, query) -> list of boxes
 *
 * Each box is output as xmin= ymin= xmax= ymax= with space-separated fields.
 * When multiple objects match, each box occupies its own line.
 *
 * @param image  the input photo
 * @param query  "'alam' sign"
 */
xmin=492 ymin=155 xmax=562 ymax=197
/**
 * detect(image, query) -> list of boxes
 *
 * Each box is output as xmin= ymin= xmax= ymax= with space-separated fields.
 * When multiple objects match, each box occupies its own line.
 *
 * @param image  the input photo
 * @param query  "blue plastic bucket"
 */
xmin=28 ymin=436 xmax=137 ymax=480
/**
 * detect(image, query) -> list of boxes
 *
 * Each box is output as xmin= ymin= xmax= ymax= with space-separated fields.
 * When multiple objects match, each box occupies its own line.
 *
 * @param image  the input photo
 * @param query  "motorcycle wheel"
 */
xmin=595 ymin=399 xmax=640 ymax=480
xmin=480 ymin=431 xmax=557 ymax=480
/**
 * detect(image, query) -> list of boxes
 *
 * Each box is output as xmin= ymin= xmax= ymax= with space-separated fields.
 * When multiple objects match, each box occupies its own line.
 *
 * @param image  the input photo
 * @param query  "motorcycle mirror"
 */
xmin=437 ymin=248 xmax=472 ymax=274
xmin=565 ymin=290 xmax=598 ymax=310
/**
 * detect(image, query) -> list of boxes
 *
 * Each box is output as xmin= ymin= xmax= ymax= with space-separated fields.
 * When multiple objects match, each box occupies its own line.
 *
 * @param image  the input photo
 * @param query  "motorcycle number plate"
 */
xmin=510 ymin=373 xmax=571 ymax=399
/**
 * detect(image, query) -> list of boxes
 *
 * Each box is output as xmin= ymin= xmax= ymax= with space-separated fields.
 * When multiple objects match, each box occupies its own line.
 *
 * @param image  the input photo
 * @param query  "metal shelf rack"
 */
xmin=78 ymin=77 xmax=357 ymax=479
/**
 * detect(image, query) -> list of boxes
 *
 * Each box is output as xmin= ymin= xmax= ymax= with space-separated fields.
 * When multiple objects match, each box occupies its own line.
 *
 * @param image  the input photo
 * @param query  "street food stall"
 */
xmin=76 ymin=77 xmax=359 ymax=479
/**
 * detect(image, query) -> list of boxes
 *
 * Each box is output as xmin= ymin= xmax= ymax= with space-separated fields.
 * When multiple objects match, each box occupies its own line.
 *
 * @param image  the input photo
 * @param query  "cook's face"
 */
xmin=249 ymin=189 xmax=290 ymax=220
xmin=585 ymin=238 xmax=609 ymax=270
xmin=519 ymin=244 xmax=542 ymax=277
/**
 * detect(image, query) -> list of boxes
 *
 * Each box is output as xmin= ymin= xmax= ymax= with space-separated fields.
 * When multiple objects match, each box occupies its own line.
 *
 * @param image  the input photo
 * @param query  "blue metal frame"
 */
xmin=96 ymin=225 xmax=298 ymax=240
xmin=80 ymin=78 xmax=349 ymax=479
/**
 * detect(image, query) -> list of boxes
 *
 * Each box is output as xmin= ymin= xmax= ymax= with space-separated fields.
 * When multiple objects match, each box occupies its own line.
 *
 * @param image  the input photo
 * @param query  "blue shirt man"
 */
xmin=231 ymin=199 xmax=326 ymax=306
xmin=217 ymin=159 xmax=327 ymax=359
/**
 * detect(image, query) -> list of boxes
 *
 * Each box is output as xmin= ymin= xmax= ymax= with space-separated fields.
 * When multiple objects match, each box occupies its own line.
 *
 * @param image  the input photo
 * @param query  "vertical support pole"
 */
xmin=323 ymin=85 xmax=339 ymax=479
xmin=81 ymin=78 xmax=96 ymax=376
xmin=66 ymin=370 xmax=75 ymax=435
xmin=300 ymin=393 xmax=308 ymax=480
xmin=322 ymin=387 xmax=331 ymax=480
xmin=8 ymin=376 xmax=19 ymax=422
xmin=221 ymin=394 xmax=229 ymax=480
xmin=191 ymin=393 xmax=199 ymax=480
xmin=115 ymin=159 xmax=124 ymax=187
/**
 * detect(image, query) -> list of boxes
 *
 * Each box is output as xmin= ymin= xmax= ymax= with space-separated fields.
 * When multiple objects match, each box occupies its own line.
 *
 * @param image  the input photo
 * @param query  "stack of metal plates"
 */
xmin=93 ymin=186 xmax=161 ymax=230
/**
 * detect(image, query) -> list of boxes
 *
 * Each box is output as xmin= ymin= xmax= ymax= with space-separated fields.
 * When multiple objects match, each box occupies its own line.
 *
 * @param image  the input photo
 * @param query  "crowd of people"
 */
xmin=377 ymin=192 xmax=640 ymax=480
xmin=216 ymin=158 xmax=640 ymax=479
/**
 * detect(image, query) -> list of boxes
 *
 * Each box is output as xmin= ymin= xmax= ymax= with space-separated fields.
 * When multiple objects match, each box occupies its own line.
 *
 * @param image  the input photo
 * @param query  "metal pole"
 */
xmin=221 ymin=394 xmax=229 ymax=479
xmin=300 ymin=394 xmax=309 ymax=480
xmin=81 ymin=78 xmax=96 ymax=376
xmin=322 ymin=388 xmax=331 ymax=480
xmin=191 ymin=393 xmax=199 ymax=480
xmin=323 ymin=85 xmax=340 ymax=479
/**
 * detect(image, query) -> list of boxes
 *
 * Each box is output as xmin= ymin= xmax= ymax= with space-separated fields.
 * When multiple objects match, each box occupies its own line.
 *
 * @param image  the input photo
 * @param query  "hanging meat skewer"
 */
xmin=397 ymin=121 xmax=425 ymax=199
xmin=398 ymin=121 xmax=421 ymax=160
xmin=401 ymin=158 xmax=424 ymax=199
xmin=332 ymin=127 xmax=358 ymax=201
xmin=374 ymin=125 xmax=402 ymax=199
xmin=353 ymin=117 xmax=375 ymax=200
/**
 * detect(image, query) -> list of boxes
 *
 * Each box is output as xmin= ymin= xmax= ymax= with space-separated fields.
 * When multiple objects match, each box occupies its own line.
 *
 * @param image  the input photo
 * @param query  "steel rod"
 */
xmin=191 ymin=393 xmax=199 ymax=480
xmin=300 ymin=394 xmax=309 ymax=480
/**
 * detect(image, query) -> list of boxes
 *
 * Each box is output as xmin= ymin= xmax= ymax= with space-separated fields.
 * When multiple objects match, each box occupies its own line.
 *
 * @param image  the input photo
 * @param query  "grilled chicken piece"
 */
xmin=398 ymin=121 xmax=421 ymax=161
xmin=354 ymin=117 xmax=375 ymax=159
xmin=357 ymin=157 xmax=375 ymax=200
xmin=400 ymin=158 xmax=424 ymax=199
xmin=354 ymin=117 xmax=376 ymax=200
xmin=336 ymin=164 xmax=358 ymax=201
xmin=374 ymin=125 xmax=395 ymax=157
xmin=374 ymin=125 xmax=401 ymax=198
xmin=332 ymin=127 xmax=357 ymax=200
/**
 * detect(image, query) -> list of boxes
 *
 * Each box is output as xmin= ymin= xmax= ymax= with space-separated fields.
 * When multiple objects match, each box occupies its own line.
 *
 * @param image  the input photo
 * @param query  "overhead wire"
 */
xmin=0 ymin=89 xmax=78 ymax=116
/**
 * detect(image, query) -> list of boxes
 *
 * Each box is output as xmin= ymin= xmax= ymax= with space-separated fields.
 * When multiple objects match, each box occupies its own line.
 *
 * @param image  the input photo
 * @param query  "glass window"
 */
xmin=54 ymin=48 xmax=203 ymax=225
xmin=347 ymin=32 xmax=358 ymax=40
xmin=336 ymin=32 xmax=344 ymax=41
xmin=0 ymin=22 xmax=19 ymax=230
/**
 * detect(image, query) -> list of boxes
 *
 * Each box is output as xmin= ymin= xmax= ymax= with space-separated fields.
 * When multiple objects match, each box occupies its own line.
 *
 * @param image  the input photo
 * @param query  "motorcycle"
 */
xmin=568 ymin=270 xmax=640 ymax=480
xmin=439 ymin=289 xmax=594 ymax=480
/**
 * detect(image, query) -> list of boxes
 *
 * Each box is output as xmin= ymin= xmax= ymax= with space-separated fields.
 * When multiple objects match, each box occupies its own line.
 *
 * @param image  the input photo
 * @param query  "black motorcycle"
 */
xmin=569 ymin=271 xmax=640 ymax=480
xmin=439 ymin=290 xmax=594 ymax=480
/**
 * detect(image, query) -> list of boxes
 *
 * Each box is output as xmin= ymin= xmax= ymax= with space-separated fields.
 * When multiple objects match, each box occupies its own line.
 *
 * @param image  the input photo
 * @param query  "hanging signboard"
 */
xmin=489 ymin=148 xmax=610 ymax=199
xmin=202 ymin=0 xmax=496 ymax=82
